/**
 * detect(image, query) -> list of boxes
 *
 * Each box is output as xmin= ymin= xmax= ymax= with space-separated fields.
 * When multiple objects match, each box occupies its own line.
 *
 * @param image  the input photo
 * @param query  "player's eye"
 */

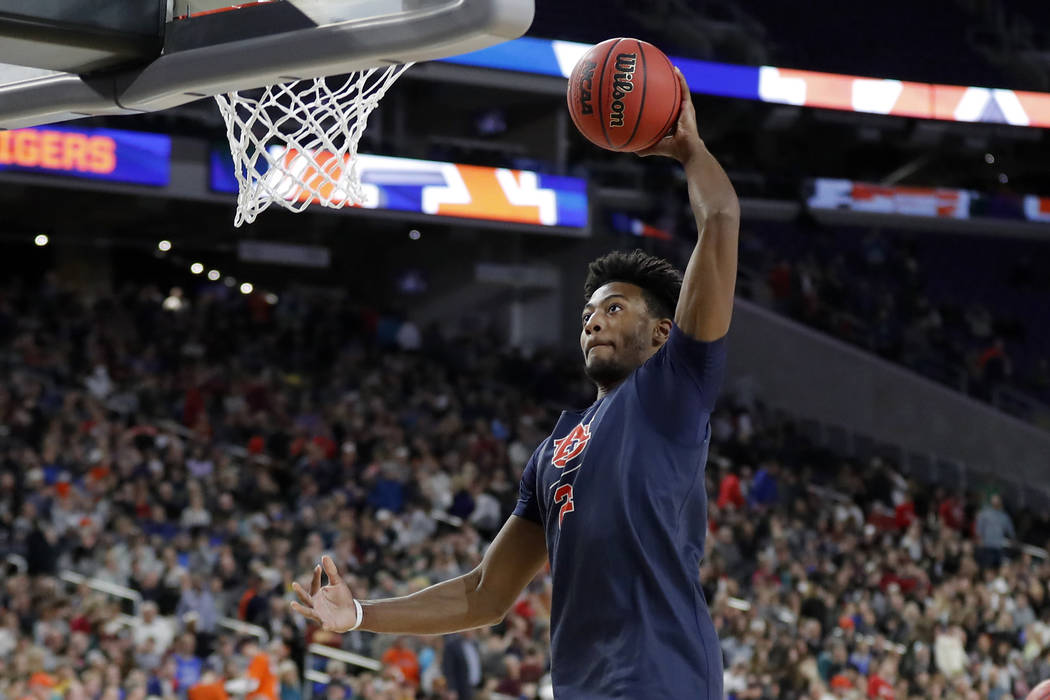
xmin=608 ymin=303 xmax=621 ymax=313
xmin=581 ymin=312 xmax=592 ymax=324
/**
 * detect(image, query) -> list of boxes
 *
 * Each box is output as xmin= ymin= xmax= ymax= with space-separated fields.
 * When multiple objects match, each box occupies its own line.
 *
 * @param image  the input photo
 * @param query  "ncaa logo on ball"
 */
xmin=609 ymin=53 xmax=636 ymax=127
xmin=576 ymin=60 xmax=597 ymax=115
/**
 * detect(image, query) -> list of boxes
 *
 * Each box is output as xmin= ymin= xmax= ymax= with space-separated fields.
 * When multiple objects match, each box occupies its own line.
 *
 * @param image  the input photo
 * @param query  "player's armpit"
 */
xmin=469 ymin=515 xmax=548 ymax=624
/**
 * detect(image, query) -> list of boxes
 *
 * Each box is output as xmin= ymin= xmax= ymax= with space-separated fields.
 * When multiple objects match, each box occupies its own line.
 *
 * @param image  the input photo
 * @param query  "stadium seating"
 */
xmin=2 ymin=275 xmax=1050 ymax=700
xmin=739 ymin=220 xmax=1050 ymax=425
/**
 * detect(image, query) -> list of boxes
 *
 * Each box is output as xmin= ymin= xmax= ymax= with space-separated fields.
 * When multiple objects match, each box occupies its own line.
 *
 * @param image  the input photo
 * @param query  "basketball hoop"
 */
xmin=215 ymin=64 xmax=411 ymax=226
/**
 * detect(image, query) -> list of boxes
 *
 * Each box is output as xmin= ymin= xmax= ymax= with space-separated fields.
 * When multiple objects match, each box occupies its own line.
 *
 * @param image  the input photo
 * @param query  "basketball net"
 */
xmin=215 ymin=64 xmax=411 ymax=227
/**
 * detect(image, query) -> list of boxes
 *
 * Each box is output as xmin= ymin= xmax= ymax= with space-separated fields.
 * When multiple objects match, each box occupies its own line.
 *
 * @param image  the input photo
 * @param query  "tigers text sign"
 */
xmin=0 ymin=126 xmax=170 ymax=186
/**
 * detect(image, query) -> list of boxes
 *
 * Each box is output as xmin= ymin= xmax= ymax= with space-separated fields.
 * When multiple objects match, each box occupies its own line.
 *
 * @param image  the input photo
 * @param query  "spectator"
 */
xmin=975 ymin=494 xmax=1015 ymax=570
xmin=177 ymin=575 xmax=219 ymax=637
xmin=244 ymin=641 xmax=278 ymax=700
xmin=380 ymin=636 xmax=420 ymax=687
xmin=131 ymin=602 xmax=175 ymax=656
xmin=442 ymin=632 xmax=479 ymax=700
xmin=276 ymin=661 xmax=300 ymax=700
xmin=936 ymin=489 xmax=966 ymax=532
xmin=173 ymin=633 xmax=204 ymax=691
xmin=188 ymin=672 xmax=229 ymax=700
xmin=717 ymin=469 xmax=745 ymax=510
xmin=748 ymin=461 xmax=779 ymax=509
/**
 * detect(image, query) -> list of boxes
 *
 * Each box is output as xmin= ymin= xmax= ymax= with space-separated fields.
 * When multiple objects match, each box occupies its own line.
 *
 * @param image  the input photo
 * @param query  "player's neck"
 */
xmin=595 ymin=379 xmax=626 ymax=400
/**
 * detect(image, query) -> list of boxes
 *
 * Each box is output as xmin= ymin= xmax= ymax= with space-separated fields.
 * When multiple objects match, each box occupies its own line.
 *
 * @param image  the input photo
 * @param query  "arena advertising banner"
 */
xmin=1023 ymin=196 xmax=1050 ymax=223
xmin=441 ymin=37 xmax=1050 ymax=129
xmin=808 ymin=178 xmax=1050 ymax=224
xmin=210 ymin=148 xmax=588 ymax=229
xmin=0 ymin=126 xmax=171 ymax=186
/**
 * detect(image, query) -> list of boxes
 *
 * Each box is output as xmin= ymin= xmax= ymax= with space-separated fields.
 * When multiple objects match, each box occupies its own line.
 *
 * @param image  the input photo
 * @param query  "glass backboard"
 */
xmin=0 ymin=0 xmax=534 ymax=129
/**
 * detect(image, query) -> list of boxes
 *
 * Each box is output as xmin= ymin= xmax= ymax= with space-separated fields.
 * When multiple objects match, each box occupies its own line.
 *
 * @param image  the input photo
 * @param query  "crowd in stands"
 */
xmin=2 ymin=272 xmax=1050 ymax=700
xmin=738 ymin=221 xmax=1050 ymax=424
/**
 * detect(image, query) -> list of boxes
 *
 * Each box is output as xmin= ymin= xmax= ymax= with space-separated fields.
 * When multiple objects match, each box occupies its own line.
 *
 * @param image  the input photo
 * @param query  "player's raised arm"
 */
xmin=291 ymin=515 xmax=547 ymax=635
xmin=637 ymin=69 xmax=740 ymax=342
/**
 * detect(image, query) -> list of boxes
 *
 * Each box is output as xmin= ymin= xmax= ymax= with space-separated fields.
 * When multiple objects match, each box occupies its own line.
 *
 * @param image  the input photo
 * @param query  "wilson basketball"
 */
xmin=1028 ymin=680 xmax=1050 ymax=700
xmin=566 ymin=38 xmax=682 ymax=152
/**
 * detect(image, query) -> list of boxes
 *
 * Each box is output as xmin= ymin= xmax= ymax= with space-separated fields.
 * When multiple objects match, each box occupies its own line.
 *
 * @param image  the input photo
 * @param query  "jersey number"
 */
xmin=554 ymin=484 xmax=575 ymax=527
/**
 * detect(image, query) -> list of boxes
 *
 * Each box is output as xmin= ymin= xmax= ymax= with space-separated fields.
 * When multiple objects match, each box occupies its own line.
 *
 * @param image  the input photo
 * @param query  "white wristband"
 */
xmin=348 ymin=599 xmax=363 ymax=631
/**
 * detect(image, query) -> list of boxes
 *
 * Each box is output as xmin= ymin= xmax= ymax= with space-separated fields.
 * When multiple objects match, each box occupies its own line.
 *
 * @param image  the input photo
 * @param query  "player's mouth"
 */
xmin=586 ymin=342 xmax=614 ymax=355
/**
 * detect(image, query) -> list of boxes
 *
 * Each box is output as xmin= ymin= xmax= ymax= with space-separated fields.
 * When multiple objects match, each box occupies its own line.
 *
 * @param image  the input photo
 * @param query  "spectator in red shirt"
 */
xmin=866 ymin=657 xmax=897 ymax=699
xmin=717 ymin=471 xmax=745 ymax=510
xmin=937 ymin=490 xmax=965 ymax=531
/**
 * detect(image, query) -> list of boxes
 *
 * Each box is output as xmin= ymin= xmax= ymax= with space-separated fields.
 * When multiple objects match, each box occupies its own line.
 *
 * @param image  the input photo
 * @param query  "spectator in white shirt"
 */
xmin=131 ymin=601 xmax=175 ymax=655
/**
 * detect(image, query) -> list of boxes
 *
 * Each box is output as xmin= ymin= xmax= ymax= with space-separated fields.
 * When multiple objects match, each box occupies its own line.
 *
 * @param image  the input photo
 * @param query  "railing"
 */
xmin=58 ymin=569 xmax=271 ymax=645
xmin=59 ymin=570 xmax=143 ymax=615
xmin=993 ymin=385 xmax=1050 ymax=425
xmin=218 ymin=617 xmax=268 ymax=644
xmin=303 ymin=643 xmax=383 ymax=700
xmin=726 ymin=298 xmax=1050 ymax=497
xmin=1017 ymin=543 xmax=1048 ymax=561
xmin=763 ymin=400 xmax=1050 ymax=515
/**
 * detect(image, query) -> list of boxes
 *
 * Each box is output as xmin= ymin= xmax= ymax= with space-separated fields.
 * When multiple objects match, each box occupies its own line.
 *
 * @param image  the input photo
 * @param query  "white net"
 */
xmin=215 ymin=64 xmax=412 ymax=227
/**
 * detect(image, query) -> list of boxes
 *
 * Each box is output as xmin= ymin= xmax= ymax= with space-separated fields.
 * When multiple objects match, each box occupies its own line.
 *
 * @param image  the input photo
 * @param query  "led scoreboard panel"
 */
xmin=210 ymin=148 xmax=588 ymax=230
xmin=0 ymin=126 xmax=171 ymax=186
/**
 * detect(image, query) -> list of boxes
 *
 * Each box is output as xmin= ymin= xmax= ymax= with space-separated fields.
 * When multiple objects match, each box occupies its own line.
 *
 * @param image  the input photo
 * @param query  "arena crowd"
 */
xmin=738 ymin=222 xmax=1050 ymax=425
xmin=2 ymin=273 xmax=1050 ymax=700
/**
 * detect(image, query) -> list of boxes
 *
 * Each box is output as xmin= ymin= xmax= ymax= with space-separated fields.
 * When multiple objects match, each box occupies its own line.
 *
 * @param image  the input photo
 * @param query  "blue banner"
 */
xmin=438 ymin=37 xmax=762 ymax=102
xmin=0 ymin=126 xmax=170 ymax=186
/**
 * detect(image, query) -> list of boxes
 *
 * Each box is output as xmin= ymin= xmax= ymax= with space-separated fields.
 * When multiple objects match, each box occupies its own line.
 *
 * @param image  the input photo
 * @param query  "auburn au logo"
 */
xmin=551 ymin=423 xmax=591 ymax=468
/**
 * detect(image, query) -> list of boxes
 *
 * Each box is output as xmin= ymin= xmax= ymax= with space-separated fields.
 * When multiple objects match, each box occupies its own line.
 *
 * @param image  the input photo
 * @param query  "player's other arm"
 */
xmin=638 ymin=69 xmax=740 ymax=342
xmin=291 ymin=515 xmax=547 ymax=635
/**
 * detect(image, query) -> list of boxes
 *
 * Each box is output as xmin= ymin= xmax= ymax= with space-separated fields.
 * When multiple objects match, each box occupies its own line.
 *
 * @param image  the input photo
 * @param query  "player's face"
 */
xmin=580 ymin=282 xmax=664 ymax=387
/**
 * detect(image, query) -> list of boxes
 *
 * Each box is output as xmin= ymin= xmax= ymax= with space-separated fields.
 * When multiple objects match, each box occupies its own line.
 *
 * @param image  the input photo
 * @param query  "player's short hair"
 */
xmin=584 ymin=250 xmax=682 ymax=320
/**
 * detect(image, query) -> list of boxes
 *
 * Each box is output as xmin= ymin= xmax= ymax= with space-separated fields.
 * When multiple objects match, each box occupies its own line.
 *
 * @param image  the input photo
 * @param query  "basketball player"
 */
xmin=291 ymin=69 xmax=737 ymax=699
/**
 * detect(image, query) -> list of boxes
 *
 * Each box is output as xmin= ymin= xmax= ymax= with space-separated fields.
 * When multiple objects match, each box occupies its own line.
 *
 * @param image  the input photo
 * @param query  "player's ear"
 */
xmin=652 ymin=318 xmax=672 ymax=346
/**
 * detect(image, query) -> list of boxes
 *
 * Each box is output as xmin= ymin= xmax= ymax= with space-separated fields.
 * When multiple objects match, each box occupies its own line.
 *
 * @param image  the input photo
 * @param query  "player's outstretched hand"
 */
xmin=635 ymin=68 xmax=704 ymax=164
xmin=290 ymin=555 xmax=360 ymax=633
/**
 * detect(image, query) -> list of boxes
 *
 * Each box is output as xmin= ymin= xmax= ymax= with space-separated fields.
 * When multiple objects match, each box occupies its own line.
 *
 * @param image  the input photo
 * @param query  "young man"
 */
xmin=291 ymin=69 xmax=739 ymax=698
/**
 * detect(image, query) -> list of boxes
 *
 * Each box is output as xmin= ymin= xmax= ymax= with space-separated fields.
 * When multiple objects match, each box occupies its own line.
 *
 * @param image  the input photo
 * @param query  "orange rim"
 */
xmin=173 ymin=2 xmax=266 ymax=20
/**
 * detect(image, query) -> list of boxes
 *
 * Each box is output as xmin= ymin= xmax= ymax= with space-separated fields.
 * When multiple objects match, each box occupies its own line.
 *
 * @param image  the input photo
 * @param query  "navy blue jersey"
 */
xmin=514 ymin=324 xmax=727 ymax=699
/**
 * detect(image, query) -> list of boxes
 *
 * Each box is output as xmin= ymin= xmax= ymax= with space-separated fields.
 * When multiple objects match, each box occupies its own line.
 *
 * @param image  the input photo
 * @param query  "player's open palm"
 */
xmin=290 ymin=555 xmax=359 ymax=633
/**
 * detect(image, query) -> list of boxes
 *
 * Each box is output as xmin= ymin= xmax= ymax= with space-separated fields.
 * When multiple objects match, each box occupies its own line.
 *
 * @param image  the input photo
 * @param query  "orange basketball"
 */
xmin=1028 ymin=680 xmax=1050 ymax=700
xmin=566 ymin=38 xmax=682 ymax=153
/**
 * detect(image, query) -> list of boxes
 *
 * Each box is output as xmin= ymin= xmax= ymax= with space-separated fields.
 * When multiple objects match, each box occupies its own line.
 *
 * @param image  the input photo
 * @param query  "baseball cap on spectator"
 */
xmin=830 ymin=674 xmax=852 ymax=689
xmin=30 ymin=672 xmax=56 ymax=687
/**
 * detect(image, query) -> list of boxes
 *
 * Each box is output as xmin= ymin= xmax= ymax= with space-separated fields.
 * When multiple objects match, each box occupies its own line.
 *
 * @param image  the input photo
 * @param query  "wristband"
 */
xmin=348 ymin=599 xmax=363 ymax=631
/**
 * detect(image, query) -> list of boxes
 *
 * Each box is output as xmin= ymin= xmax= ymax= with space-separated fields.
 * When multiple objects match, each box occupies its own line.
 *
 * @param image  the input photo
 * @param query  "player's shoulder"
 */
xmin=640 ymin=323 xmax=727 ymax=373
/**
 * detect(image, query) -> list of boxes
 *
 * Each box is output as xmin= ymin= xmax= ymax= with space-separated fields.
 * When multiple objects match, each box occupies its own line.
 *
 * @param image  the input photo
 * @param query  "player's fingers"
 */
xmin=673 ymin=68 xmax=697 ymax=123
xmin=674 ymin=66 xmax=691 ymax=96
xmin=290 ymin=601 xmax=322 ymax=624
xmin=310 ymin=564 xmax=322 ymax=596
xmin=321 ymin=555 xmax=343 ymax=586
xmin=292 ymin=581 xmax=313 ymax=606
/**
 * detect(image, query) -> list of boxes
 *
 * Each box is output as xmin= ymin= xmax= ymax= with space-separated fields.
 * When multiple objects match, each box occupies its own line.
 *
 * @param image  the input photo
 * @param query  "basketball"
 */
xmin=1028 ymin=680 xmax=1050 ymax=700
xmin=566 ymin=38 xmax=682 ymax=152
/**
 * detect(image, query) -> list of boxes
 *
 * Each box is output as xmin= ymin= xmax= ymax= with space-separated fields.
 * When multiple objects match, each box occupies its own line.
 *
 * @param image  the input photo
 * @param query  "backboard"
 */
xmin=0 ymin=0 xmax=534 ymax=129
